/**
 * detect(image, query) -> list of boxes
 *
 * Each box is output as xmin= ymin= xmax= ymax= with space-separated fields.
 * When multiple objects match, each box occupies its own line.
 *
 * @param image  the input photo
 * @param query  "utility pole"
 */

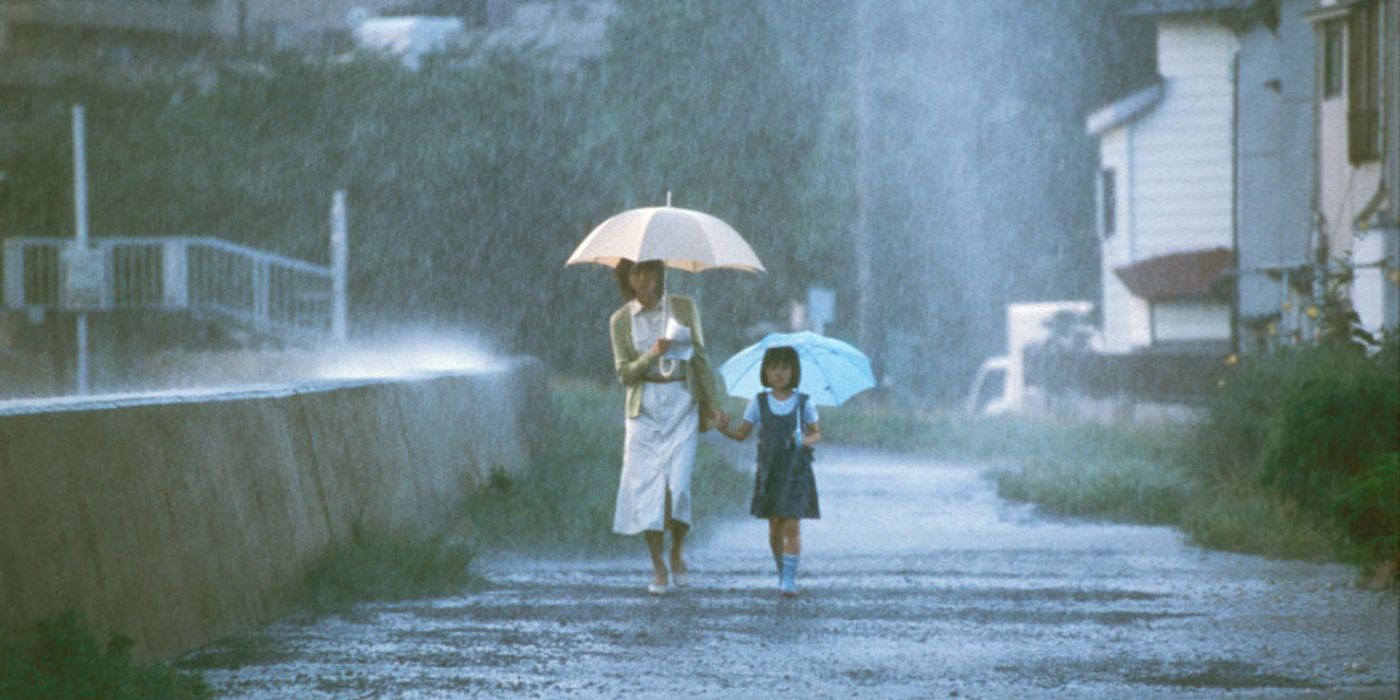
xmin=71 ymin=105 xmax=90 ymax=394
xmin=330 ymin=189 xmax=348 ymax=343
xmin=854 ymin=0 xmax=877 ymax=372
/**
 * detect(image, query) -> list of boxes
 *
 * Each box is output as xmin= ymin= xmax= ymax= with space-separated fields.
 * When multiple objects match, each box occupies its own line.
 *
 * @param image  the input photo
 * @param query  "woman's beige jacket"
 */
xmin=609 ymin=294 xmax=720 ymax=431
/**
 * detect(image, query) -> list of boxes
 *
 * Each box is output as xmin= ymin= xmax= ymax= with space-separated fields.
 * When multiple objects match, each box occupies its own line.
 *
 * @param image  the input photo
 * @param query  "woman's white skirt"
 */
xmin=613 ymin=381 xmax=698 ymax=535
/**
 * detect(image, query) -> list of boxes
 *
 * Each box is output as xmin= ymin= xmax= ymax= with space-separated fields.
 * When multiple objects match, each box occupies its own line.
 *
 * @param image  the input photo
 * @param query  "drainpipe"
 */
xmin=1230 ymin=52 xmax=1241 ymax=355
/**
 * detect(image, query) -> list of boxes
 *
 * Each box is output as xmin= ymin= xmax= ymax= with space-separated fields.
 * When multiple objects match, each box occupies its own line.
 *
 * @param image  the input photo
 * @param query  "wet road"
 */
xmin=179 ymin=444 xmax=1399 ymax=698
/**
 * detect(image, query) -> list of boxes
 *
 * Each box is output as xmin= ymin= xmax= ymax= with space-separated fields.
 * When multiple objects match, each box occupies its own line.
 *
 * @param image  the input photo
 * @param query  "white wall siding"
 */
xmin=1153 ymin=300 xmax=1232 ymax=341
xmin=1098 ymin=129 xmax=1141 ymax=353
xmin=1102 ymin=274 xmax=1153 ymax=353
xmin=1130 ymin=67 xmax=1235 ymax=258
xmin=1352 ymin=232 xmax=1393 ymax=331
xmin=1158 ymin=18 xmax=1240 ymax=77
xmin=1094 ymin=19 xmax=1240 ymax=354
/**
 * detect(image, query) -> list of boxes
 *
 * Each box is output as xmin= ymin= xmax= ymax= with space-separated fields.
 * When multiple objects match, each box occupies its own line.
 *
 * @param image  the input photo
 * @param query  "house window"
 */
xmin=1347 ymin=0 xmax=1381 ymax=163
xmin=1323 ymin=21 xmax=1343 ymax=98
xmin=1099 ymin=168 xmax=1117 ymax=240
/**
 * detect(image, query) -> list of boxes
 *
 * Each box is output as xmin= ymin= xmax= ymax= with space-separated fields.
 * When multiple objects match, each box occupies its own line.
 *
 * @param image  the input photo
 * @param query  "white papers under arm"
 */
xmin=662 ymin=318 xmax=694 ymax=361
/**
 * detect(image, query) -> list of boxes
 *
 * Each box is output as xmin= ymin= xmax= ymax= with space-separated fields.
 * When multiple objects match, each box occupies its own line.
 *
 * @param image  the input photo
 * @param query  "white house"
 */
xmin=1087 ymin=18 xmax=1236 ymax=353
xmin=1087 ymin=0 xmax=1318 ymax=354
xmin=1307 ymin=0 xmax=1399 ymax=335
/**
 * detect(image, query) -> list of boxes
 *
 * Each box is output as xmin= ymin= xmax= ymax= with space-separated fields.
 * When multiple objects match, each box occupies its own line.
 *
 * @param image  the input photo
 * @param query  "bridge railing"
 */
xmin=3 ymin=235 xmax=344 ymax=341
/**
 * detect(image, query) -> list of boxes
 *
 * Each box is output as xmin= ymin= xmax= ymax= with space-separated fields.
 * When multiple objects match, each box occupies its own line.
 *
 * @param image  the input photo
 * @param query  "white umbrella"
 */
xmin=565 ymin=197 xmax=765 ymax=273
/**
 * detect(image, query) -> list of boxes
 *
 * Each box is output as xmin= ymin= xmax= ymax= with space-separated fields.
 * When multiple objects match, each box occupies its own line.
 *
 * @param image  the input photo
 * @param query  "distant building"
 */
xmin=0 ymin=0 xmax=403 ymax=83
xmin=1306 ymin=0 xmax=1399 ymax=334
xmin=0 ymin=0 xmax=616 ymax=186
xmin=1087 ymin=0 xmax=1319 ymax=354
xmin=0 ymin=0 xmax=614 ymax=86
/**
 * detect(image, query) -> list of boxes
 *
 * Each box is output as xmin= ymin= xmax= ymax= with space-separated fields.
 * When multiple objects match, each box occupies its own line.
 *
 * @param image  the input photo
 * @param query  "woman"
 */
xmin=609 ymin=259 xmax=725 ymax=595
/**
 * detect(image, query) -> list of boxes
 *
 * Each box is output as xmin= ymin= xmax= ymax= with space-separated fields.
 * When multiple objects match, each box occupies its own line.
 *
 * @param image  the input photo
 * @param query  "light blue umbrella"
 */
xmin=718 ymin=331 xmax=876 ymax=407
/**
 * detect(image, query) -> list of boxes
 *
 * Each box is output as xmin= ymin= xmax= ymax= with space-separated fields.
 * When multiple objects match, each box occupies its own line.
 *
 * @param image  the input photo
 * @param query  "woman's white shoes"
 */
xmin=647 ymin=582 xmax=668 ymax=595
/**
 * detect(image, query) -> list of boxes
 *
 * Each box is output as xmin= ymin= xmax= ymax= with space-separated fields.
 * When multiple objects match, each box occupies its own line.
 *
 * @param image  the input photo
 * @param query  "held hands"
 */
xmin=649 ymin=338 xmax=673 ymax=355
xmin=710 ymin=410 xmax=729 ymax=431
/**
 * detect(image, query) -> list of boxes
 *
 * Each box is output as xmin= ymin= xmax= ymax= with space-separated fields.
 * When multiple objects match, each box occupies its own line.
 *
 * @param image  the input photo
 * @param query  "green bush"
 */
xmin=1332 ymin=451 xmax=1400 ymax=566
xmin=0 ymin=612 xmax=210 ymax=699
xmin=0 ymin=5 xmax=847 ymax=372
xmin=1259 ymin=349 xmax=1398 ymax=513
xmin=828 ymin=394 xmax=1384 ymax=567
xmin=1193 ymin=338 xmax=1400 ymax=570
xmin=1179 ymin=479 xmax=1339 ymax=560
xmin=300 ymin=524 xmax=479 ymax=611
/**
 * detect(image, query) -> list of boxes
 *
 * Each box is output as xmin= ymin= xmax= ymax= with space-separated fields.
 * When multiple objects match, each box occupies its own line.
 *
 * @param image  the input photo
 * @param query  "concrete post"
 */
xmin=3 ymin=240 xmax=22 ymax=309
xmin=162 ymin=239 xmax=189 ymax=308
xmin=331 ymin=190 xmax=348 ymax=342
xmin=72 ymin=105 xmax=89 ymax=395
xmin=252 ymin=258 xmax=269 ymax=326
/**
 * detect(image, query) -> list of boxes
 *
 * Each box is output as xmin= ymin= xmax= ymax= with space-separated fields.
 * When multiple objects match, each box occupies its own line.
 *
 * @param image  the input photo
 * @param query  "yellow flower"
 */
xmin=1306 ymin=306 xmax=1319 ymax=319
xmin=1217 ymin=379 xmax=1227 ymax=388
xmin=1266 ymin=322 xmax=1277 ymax=335
xmin=1224 ymin=354 xmax=1238 ymax=366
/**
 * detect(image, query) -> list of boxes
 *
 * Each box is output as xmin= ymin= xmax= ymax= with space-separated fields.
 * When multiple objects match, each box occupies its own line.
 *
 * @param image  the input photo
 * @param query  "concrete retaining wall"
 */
xmin=0 ymin=357 xmax=547 ymax=661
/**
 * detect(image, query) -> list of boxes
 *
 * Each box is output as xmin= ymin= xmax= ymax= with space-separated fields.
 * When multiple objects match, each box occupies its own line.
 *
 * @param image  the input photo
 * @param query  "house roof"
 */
xmin=1086 ymin=81 xmax=1163 ymax=136
xmin=1114 ymin=248 xmax=1235 ymax=301
xmin=1122 ymin=0 xmax=1260 ymax=17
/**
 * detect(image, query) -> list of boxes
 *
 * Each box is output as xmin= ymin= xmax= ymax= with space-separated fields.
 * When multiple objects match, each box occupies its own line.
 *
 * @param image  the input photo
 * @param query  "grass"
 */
xmin=0 ymin=612 xmax=211 ymax=700
xmin=463 ymin=378 xmax=752 ymax=557
xmin=1180 ymin=479 xmax=1341 ymax=560
xmin=824 ymin=401 xmax=1344 ymax=563
xmin=298 ymin=524 xmax=481 ymax=612
xmin=992 ymin=454 xmax=1191 ymax=526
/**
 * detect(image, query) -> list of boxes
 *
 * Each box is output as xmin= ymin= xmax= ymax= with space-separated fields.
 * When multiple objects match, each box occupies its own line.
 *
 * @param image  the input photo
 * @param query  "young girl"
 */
xmin=714 ymin=346 xmax=821 ymax=596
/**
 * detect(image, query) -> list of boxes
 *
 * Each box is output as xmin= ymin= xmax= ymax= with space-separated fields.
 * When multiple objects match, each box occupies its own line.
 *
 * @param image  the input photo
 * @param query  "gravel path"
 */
xmin=178 ymin=443 xmax=1399 ymax=698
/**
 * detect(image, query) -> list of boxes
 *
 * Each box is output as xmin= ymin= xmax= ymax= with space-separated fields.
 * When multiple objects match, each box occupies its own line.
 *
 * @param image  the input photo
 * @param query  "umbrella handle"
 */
xmin=658 ymin=292 xmax=677 ymax=377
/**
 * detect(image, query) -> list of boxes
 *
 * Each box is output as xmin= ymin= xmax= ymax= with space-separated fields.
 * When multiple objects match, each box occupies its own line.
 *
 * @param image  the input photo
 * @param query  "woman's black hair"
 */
xmin=760 ymin=346 xmax=801 ymax=389
xmin=613 ymin=259 xmax=667 ymax=301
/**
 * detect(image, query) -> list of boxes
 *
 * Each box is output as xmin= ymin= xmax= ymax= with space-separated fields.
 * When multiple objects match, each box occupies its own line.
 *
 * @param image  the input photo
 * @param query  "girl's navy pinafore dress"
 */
xmin=749 ymin=392 xmax=821 ymax=519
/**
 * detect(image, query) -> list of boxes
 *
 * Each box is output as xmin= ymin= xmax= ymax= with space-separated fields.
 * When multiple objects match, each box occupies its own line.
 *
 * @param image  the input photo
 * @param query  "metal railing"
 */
xmin=3 ymin=235 xmax=345 ymax=341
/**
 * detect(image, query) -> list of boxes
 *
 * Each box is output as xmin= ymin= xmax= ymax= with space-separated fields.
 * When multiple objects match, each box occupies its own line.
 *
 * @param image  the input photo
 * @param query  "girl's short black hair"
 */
xmin=760 ymin=346 xmax=801 ymax=389
xmin=613 ymin=259 xmax=667 ymax=301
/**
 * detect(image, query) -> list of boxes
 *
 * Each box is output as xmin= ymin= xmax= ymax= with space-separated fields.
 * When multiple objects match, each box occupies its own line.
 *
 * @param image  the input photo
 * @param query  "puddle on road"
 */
xmin=178 ymin=446 xmax=1399 ymax=698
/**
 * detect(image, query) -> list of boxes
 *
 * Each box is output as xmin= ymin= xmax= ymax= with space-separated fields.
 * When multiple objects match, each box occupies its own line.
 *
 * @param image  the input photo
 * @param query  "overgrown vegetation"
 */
xmin=462 ymin=378 xmax=752 ymax=555
xmin=0 ymin=612 xmax=210 ymax=700
xmin=827 ymin=330 xmax=1399 ymax=579
xmin=298 ymin=524 xmax=480 ymax=611
xmin=1190 ymin=327 xmax=1399 ymax=571
xmin=0 ymin=3 xmax=845 ymax=375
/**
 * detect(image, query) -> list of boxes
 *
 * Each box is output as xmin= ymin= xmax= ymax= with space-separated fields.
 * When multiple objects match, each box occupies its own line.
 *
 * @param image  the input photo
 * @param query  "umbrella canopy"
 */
xmin=719 ymin=331 xmax=876 ymax=407
xmin=565 ymin=205 xmax=765 ymax=273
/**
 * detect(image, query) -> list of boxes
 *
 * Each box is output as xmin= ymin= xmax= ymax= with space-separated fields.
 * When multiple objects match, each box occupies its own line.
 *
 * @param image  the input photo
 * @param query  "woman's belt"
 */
xmin=642 ymin=375 xmax=687 ymax=383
